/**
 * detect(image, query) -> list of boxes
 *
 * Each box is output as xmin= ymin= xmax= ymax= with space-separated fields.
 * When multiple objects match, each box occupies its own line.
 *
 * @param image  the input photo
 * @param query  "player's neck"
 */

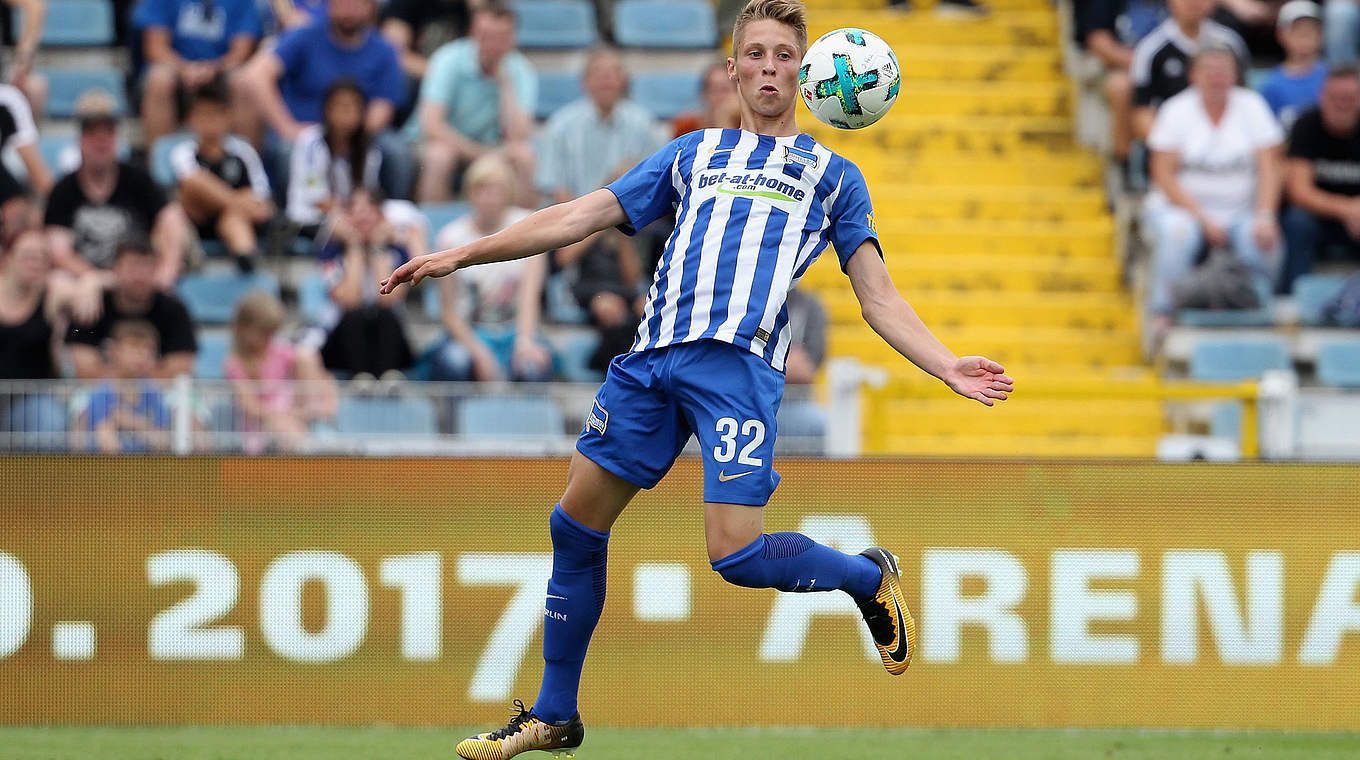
xmin=739 ymin=109 xmax=800 ymax=137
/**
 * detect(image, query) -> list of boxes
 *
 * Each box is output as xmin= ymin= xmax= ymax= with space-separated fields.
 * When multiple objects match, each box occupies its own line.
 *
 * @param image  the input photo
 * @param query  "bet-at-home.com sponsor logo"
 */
xmin=698 ymin=171 xmax=807 ymax=203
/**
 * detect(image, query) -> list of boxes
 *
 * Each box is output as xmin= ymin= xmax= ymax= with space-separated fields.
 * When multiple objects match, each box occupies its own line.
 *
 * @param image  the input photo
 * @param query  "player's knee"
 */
xmin=711 ymin=534 xmax=776 ymax=588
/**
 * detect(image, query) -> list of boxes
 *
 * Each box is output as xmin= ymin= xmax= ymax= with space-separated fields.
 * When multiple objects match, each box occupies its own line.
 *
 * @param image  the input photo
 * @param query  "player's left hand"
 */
xmin=944 ymin=356 xmax=1013 ymax=407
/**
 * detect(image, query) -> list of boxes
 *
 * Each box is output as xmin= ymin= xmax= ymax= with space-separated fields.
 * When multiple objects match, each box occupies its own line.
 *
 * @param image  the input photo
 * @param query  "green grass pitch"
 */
xmin=2 ymin=726 xmax=1359 ymax=759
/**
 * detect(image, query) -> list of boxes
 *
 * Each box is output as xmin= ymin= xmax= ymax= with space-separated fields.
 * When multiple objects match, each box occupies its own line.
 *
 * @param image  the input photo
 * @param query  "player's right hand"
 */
xmin=379 ymin=249 xmax=461 ymax=294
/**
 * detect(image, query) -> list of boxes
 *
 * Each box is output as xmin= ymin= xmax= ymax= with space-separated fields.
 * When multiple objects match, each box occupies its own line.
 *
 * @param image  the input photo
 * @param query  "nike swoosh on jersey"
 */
xmin=718 ymin=470 xmax=754 ymax=482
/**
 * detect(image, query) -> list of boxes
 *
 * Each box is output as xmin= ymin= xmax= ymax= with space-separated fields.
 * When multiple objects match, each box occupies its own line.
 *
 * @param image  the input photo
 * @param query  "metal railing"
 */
xmin=0 ymin=379 xmax=829 ymax=456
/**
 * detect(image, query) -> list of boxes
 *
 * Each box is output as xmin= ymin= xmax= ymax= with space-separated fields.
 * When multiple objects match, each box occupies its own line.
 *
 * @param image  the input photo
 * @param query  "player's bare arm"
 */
xmin=378 ymin=188 xmax=627 ymax=293
xmin=845 ymin=242 xmax=1014 ymax=406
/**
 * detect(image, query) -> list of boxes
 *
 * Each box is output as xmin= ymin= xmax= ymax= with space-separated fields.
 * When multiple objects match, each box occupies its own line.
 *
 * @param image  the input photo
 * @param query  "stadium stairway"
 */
xmin=801 ymin=0 xmax=1179 ymax=457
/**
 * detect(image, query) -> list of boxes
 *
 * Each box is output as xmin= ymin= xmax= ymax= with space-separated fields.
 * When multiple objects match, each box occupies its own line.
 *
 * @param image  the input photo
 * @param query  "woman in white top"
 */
xmin=286 ymin=78 xmax=383 ymax=229
xmin=1143 ymin=45 xmax=1285 ymax=325
xmin=428 ymin=153 xmax=553 ymax=382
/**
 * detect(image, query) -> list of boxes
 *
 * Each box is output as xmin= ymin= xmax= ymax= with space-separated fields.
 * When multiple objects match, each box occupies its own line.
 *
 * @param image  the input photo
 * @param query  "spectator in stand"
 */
xmin=317 ymin=187 xmax=415 ymax=378
xmin=65 ymin=237 xmax=198 ymax=379
xmin=1214 ymin=0 xmax=1284 ymax=59
xmin=46 ymin=92 xmax=190 ymax=290
xmin=380 ymin=0 xmax=471 ymax=127
xmin=1325 ymin=1 xmax=1360 ymax=63
xmin=886 ymin=0 xmax=987 ymax=14
xmin=1258 ymin=1 xmax=1327 ymax=128
xmin=81 ymin=320 xmax=173 ymax=453
xmin=1282 ymin=66 xmax=1360 ymax=288
xmin=225 ymin=289 xmax=337 ymax=453
xmin=673 ymin=61 xmax=741 ymax=138
xmin=0 ymin=226 xmax=76 ymax=445
xmin=777 ymin=287 xmax=828 ymax=445
xmin=134 ymin=0 xmax=263 ymax=146
xmin=536 ymin=47 xmax=663 ymax=204
xmin=4 ymin=0 xmax=51 ymax=116
xmin=286 ymin=78 xmax=382 ymax=231
xmin=0 ymin=79 xmax=51 ymax=233
xmin=1076 ymin=0 xmax=1167 ymax=173
xmin=428 ymin=154 xmax=552 ymax=382
xmin=170 ymin=80 xmax=274 ymax=272
xmin=1143 ymin=46 xmax=1284 ymax=333
xmin=1132 ymin=0 xmax=1248 ymax=140
xmin=235 ymin=0 xmax=409 ymax=193
xmin=415 ymin=1 xmax=536 ymax=205
xmin=557 ymin=227 xmax=646 ymax=374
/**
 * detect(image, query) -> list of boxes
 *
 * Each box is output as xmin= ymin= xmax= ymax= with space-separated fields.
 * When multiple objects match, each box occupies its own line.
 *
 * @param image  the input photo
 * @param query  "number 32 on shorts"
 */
xmin=712 ymin=417 xmax=766 ymax=466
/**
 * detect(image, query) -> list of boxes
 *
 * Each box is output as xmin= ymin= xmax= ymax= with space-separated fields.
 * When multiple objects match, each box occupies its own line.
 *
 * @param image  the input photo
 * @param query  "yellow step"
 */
xmin=807 ymin=115 xmax=1073 ymax=146
xmin=799 ymin=253 xmax=1124 ymax=293
xmin=871 ymin=81 xmax=1067 ymax=118
xmin=865 ymin=433 xmax=1159 ymax=457
xmin=821 ymin=291 xmax=1137 ymax=330
xmin=871 ymin=185 xmax=1107 ymax=221
xmin=872 ymin=218 xmax=1115 ymax=258
xmin=892 ymin=47 xmax=1064 ymax=82
xmin=811 ymin=12 xmax=1059 ymax=47
xmin=830 ymin=325 xmax=1143 ymax=368
xmin=870 ymin=398 xmax=1165 ymax=437
xmin=858 ymin=155 xmax=1102 ymax=187
xmin=808 ymin=0 xmax=1055 ymax=10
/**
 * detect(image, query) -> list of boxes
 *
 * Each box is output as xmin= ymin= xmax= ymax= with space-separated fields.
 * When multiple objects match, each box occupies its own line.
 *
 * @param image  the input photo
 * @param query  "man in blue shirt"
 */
xmin=1259 ymin=1 xmax=1328 ymax=129
xmin=382 ymin=2 xmax=1013 ymax=758
xmin=136 ymin=0 xmax=262 ymax=146
xmin=238 ymin=0 xmax=406 ymax=145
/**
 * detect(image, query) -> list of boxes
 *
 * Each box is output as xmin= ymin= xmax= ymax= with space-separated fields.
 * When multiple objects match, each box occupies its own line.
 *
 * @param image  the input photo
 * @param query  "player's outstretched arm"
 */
xmin=845 ymin=242 xmax=1014 ymax=406
xmin=379 ymin=188 xmax=627 ymax=294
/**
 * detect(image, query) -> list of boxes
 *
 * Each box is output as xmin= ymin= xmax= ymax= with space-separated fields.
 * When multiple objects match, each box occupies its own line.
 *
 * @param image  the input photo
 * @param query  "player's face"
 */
xmin=729 ymin=19 xmax=803 ymax=120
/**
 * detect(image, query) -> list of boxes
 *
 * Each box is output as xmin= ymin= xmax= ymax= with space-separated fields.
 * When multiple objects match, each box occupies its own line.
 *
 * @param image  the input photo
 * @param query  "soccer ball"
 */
xmin=799 ymin=28 xmax=901 ymax=130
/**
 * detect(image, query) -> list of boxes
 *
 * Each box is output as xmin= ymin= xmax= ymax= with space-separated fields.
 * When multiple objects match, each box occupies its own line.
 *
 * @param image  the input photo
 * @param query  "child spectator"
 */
xmin=45 ymin=92 xmax=190 ymax=289
xmin=1143 ymin=47 xmax=1284 ymax=334
xmin=171 ymin=79 xmax=274 ymax=273
xmin=415 ymin=1 xmax=536 ymax=204
xmin=672 ymin=60 xmax=741 ymax=138
xmin=65 ymin=237 xmax=199 ymax=380
xmin=134 ymin=0 xmax=263 ymax=145
xmin=1259 ymin=1 xmax=1327 ymax=128
xmin=82 ymin=319 xmax=173 ymax=453
xmin=535 ymin=47 xmax=664 ymax=204
xmin=287 ymin=79 xmax=383 ymax=231
xmin=428 ymin=154 xmax=552 ymax=382
xmin=1282 ymin=66 xmax=1360 ymax=289
xmin=317 ymin=188 xmax=416 ymax=377
xmin=225 ymin=290 xmax=337 ymax=453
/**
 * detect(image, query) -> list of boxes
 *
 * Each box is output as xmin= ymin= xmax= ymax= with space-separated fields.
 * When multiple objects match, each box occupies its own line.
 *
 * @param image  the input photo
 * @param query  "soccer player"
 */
xmin=381 ymin=1 xmax=1014 ymax=756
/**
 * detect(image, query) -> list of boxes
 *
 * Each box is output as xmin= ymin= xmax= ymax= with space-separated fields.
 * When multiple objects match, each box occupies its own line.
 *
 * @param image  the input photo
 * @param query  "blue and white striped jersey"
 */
xmin=605 ymin=127 xmax=879 ymax=372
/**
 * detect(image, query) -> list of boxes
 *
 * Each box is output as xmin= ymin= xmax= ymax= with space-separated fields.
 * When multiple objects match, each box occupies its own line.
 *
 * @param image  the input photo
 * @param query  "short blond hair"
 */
xmin=232 ymin=289 xmax=286 ymax=333
xmin=463 ymin=153 xmax=515 ymax=193
xmin=732 ymin=0 xmax=808 ymax=56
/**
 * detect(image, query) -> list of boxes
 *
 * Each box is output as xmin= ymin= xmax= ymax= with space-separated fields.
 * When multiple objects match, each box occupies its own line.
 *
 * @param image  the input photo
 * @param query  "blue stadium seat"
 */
xmin=336 ymin=396 xmax=439 ymax=436
xmin=1176 ymin=309 xmax=1274 ymax=328
xmin=630 ymin=70 xmax=702 ymax=119
xmin=150 ymin=132 xmax=194 ymax=188
xmin=614 ymin=0 xmax=717 ymax=48
xmin=176 ymin=271 xmax=281 ymax=325
xmin=536 ymin=71 xmax=583 ymax=119
xmin=13 ymin=0 xmax=113 ymax=46
xmin=515 ymin=0 xmax=597 ymax=49
xmin=419 ymin=201 xmax=472 ymax=240
xmin=555 ymin=331 xmax=603 ymax=383
xmin=43 ymin=68 xmax=126 ymax=118
xmin=457 ymin=395 xmax=565 ymax=437
xmin=38 ymin=135 xmax=72 ymax=175
xmin=194 ymin=331 xmax=231 ymax=380
xmin=1188 ymin=337 xmax=1292 ymax=381
xmin=299 ymin=272 xmax=333 ymax=326
xmin=1294 ymin=273 xmax=1350 ymax=326
xmin=1315 ymin=339 xmax=1360 ymax=388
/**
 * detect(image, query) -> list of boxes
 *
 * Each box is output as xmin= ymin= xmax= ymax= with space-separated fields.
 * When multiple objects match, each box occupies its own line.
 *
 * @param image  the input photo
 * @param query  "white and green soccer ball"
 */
xmin=799 ymin=28 xmax=901 ymax=130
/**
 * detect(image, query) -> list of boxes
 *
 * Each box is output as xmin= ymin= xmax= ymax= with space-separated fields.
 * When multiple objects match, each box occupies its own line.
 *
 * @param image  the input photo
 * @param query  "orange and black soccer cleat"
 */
xmin=455 ymin=700 xmax=584 ymax=760
xmin=856 ymin=547 xmax=917 ymax=675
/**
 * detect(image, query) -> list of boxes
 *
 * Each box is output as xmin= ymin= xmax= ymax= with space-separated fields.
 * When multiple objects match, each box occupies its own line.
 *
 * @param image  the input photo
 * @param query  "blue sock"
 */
xmin=710 ymin=533 xmax=882 ymax=602
xmin=534 ymin=504 xmax=609 ymax=724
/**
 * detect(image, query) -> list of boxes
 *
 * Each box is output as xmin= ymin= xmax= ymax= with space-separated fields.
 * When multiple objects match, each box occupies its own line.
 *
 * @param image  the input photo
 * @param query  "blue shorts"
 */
xmin=576 ymin=340 xmax=784 ymax=506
